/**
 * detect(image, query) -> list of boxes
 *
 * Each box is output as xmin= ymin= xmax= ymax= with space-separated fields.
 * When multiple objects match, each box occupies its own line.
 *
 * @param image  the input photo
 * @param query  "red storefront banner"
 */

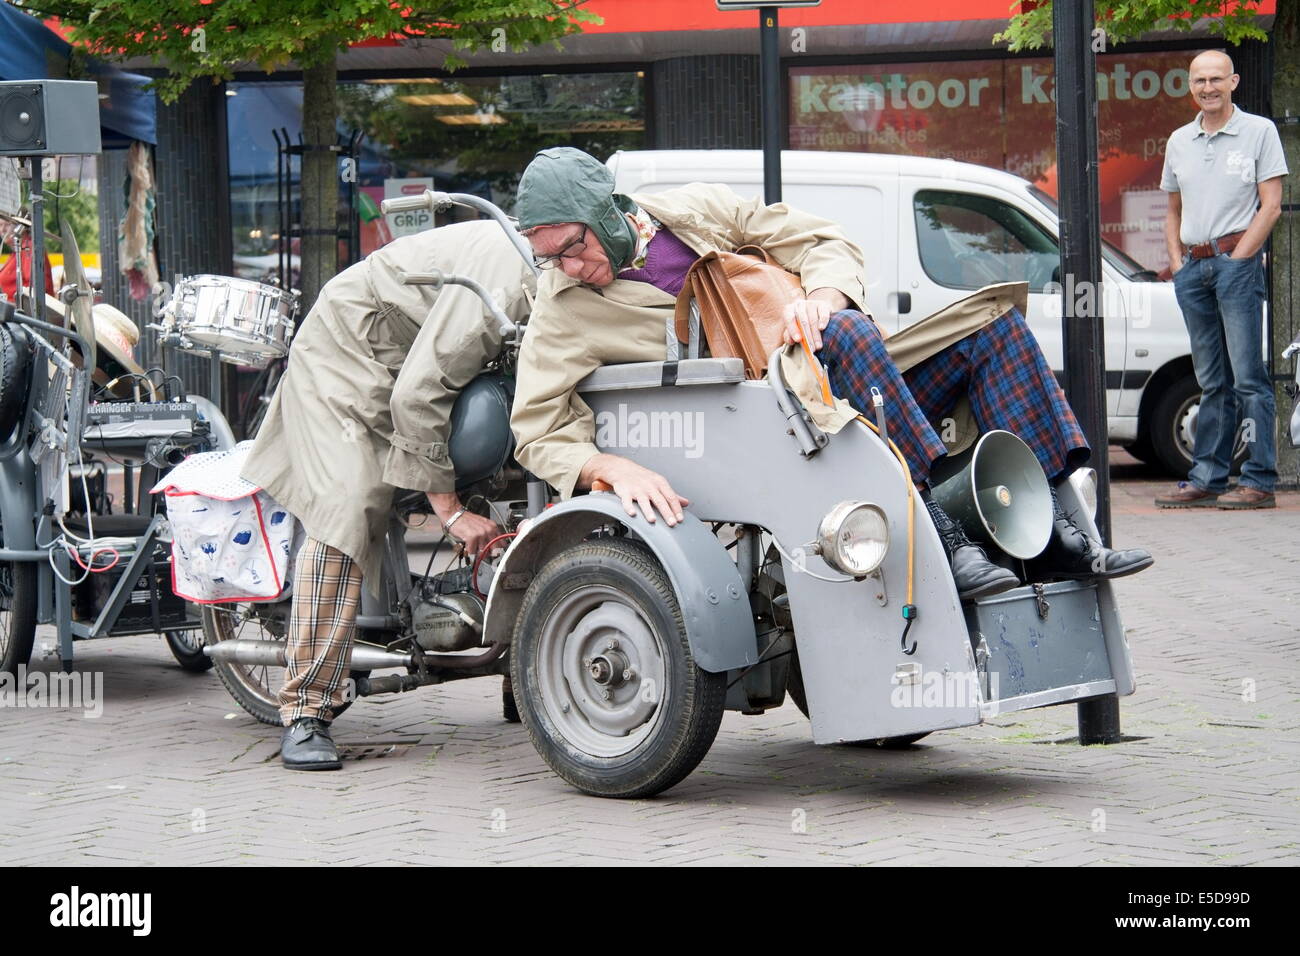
xmin=790 ymin=52 xmax=1206 ymax=272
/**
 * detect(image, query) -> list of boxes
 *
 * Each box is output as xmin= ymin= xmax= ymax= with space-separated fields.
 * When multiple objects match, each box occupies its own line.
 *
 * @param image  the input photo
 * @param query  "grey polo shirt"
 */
xmin=1160 ymin=105 xmax=1288 ymax=246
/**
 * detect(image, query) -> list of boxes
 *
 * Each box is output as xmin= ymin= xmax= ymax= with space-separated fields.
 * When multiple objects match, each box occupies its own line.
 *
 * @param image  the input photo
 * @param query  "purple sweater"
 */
xmin=617 ymin=227 xmax=698 ymax=297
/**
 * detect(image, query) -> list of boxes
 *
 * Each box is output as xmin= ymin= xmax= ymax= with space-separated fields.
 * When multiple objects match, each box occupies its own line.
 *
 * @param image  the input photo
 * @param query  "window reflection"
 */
xmin=226 ymin=73 xmax=646 ymax=284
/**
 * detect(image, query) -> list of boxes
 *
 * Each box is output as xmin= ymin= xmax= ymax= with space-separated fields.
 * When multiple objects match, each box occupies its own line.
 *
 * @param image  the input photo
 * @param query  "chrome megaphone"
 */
xmin=928 ymin=430 xmax=1053 ymax=560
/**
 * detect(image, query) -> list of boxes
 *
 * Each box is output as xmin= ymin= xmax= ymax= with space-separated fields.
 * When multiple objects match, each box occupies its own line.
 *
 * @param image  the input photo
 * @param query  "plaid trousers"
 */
xmin=821 ymin=308 xmax=1090 ymax=486
xmin=280 ymin=536 xmax=363 ymax=725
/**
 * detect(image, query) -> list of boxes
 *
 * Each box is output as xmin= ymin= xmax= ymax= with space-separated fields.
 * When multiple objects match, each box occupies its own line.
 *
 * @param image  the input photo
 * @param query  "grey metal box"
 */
xmin=0 ymin=80 xmax=102 ymax=156
xmin=965 ymin=580 xmax=1115 ymax=709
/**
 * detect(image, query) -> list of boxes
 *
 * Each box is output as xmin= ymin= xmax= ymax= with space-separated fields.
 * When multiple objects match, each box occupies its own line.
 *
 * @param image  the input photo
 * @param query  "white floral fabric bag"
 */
xmin=150 ymin=441 xmax=302 ymax=603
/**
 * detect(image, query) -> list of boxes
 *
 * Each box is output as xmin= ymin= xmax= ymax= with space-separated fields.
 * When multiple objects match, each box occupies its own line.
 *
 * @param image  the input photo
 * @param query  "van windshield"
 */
xmin=1028 ymin=186 xmax=1160 ymax=281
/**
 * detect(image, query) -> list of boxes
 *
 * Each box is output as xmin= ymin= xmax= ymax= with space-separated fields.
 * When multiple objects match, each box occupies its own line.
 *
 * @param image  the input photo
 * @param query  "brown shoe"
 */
xmin=1216 ymin=486 xmax=1276 ymax=510
xmin=1155 ymin=482 xmax=1219 ymax=508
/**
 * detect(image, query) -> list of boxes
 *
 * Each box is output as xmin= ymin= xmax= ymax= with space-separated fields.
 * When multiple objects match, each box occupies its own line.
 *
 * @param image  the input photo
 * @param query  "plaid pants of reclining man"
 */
xmin=280 ymin=536 xmax=363 ymax=725
xmin=820 ymin=307 xmax=1090 ymax=486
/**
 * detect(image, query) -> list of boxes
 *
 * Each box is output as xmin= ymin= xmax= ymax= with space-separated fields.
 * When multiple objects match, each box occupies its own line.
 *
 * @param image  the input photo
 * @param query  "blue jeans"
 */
xmin=1173 ymin=251 xmax=1276 ymax=493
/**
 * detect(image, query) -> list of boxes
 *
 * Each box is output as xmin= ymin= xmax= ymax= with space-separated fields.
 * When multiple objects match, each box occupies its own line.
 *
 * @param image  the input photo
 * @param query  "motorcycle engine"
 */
xmin=411 ymin=583 xmax=485 ymax=653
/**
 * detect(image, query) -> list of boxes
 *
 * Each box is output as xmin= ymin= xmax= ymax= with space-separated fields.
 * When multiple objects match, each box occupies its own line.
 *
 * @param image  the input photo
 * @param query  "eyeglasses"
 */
xmin=533 ymin=226 xmax=589 ymax=270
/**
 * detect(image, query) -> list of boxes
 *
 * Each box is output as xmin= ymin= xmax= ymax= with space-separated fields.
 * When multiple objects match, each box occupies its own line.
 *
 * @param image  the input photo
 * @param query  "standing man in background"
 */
xmin=1156 ymin=50 xmax=1288 ymax=510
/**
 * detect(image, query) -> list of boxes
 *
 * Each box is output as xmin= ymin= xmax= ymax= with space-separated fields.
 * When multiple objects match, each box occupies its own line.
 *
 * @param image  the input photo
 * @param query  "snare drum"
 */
xmin=167 ymin=275 xmax=297 ymax=367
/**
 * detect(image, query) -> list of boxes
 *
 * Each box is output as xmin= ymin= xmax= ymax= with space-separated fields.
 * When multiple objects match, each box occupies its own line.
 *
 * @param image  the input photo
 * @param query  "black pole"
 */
xmin=29 ymin=159 xmax=45 ymax=324
xmin=1054 ymin=0 xmax=1120 ymax=745
xmin=760 ymin=6 xmax=781 ymax=204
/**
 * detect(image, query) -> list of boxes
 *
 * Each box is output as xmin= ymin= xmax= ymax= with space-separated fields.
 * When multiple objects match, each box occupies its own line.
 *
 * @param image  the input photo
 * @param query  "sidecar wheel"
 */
xmin=844 ymin=733 xmax=931 ymax=749
xmin=511 ymin=539 xmax=726 ymax=799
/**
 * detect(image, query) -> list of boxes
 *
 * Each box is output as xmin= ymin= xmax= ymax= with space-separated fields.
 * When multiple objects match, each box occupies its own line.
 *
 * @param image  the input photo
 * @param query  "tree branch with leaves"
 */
xmin=19 ymin=0 xmax=598 ymax=305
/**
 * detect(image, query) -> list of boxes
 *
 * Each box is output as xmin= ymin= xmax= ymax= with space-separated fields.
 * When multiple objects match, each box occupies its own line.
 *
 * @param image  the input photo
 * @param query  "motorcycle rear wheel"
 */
xmin=202 ymin=603 xmax=361 ymax=726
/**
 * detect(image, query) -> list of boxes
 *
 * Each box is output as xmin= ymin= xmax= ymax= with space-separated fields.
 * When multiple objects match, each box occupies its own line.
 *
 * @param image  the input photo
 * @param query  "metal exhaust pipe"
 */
xmin=203 ymin=639 xmax=414 ymax=670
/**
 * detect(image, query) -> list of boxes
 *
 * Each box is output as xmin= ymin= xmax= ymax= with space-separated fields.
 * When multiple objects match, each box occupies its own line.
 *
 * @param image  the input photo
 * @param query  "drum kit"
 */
xmin=156 ymin=274 xmax=298 ymax=370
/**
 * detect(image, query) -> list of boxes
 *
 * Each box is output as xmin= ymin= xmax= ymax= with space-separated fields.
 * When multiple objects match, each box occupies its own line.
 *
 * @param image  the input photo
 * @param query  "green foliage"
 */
xmin=19 ymin=179 xmax=100 ymax=254
xmin=995 ymin=0 xmax=1269 ymax=51
xmin=336 ymin=74 xmax=644 ymax=199
xmin=19 ymin=1 xmax=600 ymax=102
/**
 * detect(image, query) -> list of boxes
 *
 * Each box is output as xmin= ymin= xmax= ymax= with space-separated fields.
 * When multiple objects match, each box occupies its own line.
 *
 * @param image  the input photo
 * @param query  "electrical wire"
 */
xmin=95 ymin=373 xmax=160 ymax=402
xmin=465 ymin=492 xmax=510 ymax=529
xmin=767 ymin=532 xmax=857 ymax=584
xmin=854 ymin=413 xmax=917 ymax=622
xmin=471 ymin=531 xmax=517 ymax=598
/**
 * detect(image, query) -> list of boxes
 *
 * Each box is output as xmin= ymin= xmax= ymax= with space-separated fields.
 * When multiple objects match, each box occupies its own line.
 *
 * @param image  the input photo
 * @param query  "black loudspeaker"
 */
xmin=0 ymin=80 xmax=102 ymax=156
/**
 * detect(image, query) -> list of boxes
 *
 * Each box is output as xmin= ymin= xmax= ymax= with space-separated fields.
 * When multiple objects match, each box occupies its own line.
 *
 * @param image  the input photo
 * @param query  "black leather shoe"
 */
xmin=1031 ymin=488 xmax=1153 ymax=581
xmin=924 ymin=498 xmax=1020 ymax=600
xmin=280 ymin=717 xmax=342 ymax=771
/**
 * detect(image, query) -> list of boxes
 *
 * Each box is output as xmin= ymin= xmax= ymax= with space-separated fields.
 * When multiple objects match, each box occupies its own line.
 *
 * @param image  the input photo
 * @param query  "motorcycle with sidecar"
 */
xmin=197 ymin=190 xmax=1136 ymax=799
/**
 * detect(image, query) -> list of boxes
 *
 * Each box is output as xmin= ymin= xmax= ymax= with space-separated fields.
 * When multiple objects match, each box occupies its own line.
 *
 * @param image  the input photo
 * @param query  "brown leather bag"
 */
xmin=674 ymin=245 xmax=804 ymax=379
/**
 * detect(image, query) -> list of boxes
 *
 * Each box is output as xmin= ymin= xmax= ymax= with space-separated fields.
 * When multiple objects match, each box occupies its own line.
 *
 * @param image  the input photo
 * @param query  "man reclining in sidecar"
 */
xmin=508 ymin=147 xmax=1152 ymax=594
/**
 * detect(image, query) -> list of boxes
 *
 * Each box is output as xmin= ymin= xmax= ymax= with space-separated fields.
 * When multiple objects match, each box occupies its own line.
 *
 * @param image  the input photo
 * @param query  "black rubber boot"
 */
xmin=924 ymin=497 xmax=1020 ymax=600
xmin=280 ymin=717 xmax=342 ymax=771
xmin=1029 ymin=488 xmax=1154 ymax=581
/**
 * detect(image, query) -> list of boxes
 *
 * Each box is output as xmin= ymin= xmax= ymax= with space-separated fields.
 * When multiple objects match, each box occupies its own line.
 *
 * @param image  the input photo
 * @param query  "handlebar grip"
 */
xmin=380 ymin=190 xmax=454 ymax=215
xmin=381 ymin=194 xmax=429 ymax=214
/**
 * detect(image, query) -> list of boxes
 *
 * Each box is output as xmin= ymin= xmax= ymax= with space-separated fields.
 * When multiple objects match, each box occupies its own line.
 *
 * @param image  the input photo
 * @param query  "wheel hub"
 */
xmin=586 ymin=645 xmax=631 ymax=687
xmin=538 ymin=587 xmax=668 ymax=757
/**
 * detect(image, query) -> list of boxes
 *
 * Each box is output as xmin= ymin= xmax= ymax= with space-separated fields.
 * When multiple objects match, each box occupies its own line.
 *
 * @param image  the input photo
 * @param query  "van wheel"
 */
xmin=1148 ymin=373 xmax=1247 ymax=479
xmin=1121 ymin=435 xmax=1157 ymax=466
xmin=510 ymin=539 xmax=726 ymax=798
xmin=787 ymin=646 xmax=930 ymax=748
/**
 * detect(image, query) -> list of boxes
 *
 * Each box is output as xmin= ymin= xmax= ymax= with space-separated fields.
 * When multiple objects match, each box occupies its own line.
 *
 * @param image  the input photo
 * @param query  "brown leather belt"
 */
xmin=1186 ymin=231 xmax=1246 ymax=259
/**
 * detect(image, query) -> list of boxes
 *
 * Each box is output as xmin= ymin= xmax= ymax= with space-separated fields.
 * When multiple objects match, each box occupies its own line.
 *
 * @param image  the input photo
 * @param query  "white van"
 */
xmin=607 ymin=149 xmax=1221 ymax=477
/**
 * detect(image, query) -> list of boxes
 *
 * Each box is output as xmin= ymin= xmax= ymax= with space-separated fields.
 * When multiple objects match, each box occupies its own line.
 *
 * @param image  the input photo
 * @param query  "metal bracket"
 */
xmin=765 ymin=347 xmax=828 ymax=458
xmin=871 ymin=565 xmax=888 ymax=606
xmin=1032 ymin=583 xmax=1051 ymax=621
xmin=893 ymin=661 xmax=922 ymax=685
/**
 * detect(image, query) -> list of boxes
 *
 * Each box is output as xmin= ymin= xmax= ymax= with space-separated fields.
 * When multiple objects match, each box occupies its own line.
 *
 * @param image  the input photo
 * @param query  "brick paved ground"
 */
xmin=2 ymin=454 xmax=1297 ymax=866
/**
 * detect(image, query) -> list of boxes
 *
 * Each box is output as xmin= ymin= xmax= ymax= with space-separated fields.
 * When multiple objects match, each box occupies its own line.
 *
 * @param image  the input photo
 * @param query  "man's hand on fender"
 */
xmin=581 ymin=453 xmax=689 ymax=526
xmin=782 ymin=287 xmax=851 ymax=350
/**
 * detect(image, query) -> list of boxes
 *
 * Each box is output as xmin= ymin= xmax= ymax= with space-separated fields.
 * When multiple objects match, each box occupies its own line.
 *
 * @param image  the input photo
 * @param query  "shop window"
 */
xmin=913 ymin=189 xmax=1058 ymax=290
xmin=226 ymin=72 xmax=646 ymax=285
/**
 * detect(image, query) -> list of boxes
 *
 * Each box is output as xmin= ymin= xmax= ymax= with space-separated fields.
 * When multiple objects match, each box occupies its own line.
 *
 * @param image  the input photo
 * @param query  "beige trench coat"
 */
xmin=511 ymin=183 xmax=869 ymax=498
xmin=511 ymin=183 xmax=1030 ymax=496
xmin=242 ymin=220 xmax=534 ymax=586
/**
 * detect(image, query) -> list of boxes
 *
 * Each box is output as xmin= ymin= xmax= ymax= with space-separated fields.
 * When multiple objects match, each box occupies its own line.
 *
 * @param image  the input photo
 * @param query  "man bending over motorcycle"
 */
xmin=241 ymin=220 xmax=535 ymax=771
xmin=508 ymin=148 xmax=1151 ymax=606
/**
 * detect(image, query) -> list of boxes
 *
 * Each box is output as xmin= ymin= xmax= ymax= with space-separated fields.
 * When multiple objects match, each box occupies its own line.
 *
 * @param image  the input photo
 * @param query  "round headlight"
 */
xmin=816 ymin=501 xmax=889 ymax=577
